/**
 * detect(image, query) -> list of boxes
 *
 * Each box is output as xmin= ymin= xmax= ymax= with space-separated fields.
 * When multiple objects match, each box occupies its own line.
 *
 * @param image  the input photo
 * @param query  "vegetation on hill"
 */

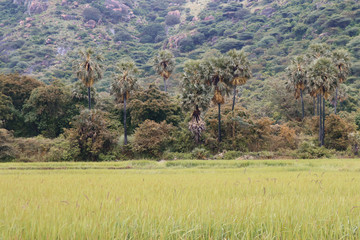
xmin=1 ymin=0 xmax=360 ymax=161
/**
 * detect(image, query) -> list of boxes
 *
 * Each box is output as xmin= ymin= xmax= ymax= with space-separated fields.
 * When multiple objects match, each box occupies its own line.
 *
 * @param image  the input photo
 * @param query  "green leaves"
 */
xmin=110 ymin=59 xmax=140 ymax=103
xmin=74 ymin=48 xmax=104 ymax=88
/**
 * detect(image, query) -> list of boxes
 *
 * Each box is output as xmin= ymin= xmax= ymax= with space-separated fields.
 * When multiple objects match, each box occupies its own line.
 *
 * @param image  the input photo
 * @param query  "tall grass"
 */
xmin=0 ymin=159 xmax=360 ymax=239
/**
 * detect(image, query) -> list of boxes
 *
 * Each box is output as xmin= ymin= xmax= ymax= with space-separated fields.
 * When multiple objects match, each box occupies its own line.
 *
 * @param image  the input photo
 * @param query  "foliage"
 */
xmin=66 ymin=110 xmax=116 ymax=161
xmin=0 ymin=74 xmax=44 ymax=110
xmin=129 ymin=85 xmax=182 ymax=127
xmin=0 ymin=92 xmax=14 ymax=126
xmin=296 ymin=140 xmax=334 ymax=159
xmin=165 ymin=14 xmax=180 ymax=26
xmin=324 ymin=114 xmax=355 ymax=151
xmin=23 ymin=81 xmax=78 ymax=138
xmin=191 ymin=147 xmax=210 ymax=160
xmin=0 ymin=128 xmax=17 ymax=162
xmin=132 ymin=120 xmax=174 ymax=157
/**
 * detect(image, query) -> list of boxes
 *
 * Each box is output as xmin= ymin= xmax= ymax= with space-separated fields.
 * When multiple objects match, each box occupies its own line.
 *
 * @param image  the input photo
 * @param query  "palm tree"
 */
xmin=111 ymin=60 xmax=139 ymax=145
xmin=332 ymin=49 xmax=351 ymax=114
xmin=152 ymin=50 xmax=175 ymax=93
xmin=286 ymin=55 xmax=307 ymax=119
xmin=226 ymin=49 xmax=252 ymax=111
xmin=203 ymin=57 xmax=230 ymax=142
xmin=308 ymin=57 xmax=337 ymax=146
xmin=181 ymin=60 xmax=211 ymax=144
xmin=74 ymin=48 xmax=103 ymax=110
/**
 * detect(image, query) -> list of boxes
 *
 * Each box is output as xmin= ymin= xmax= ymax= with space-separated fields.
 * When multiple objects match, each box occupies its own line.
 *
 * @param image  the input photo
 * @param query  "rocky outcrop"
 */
xmin=61 ymin=14 xmax=80 ymax=20
xmin=168 ymin=10 xmax=180 ymax=18
xmin=13 ymin=0 xmax=48 ymax=15
xmin=84 ymin=20 xmax=96 ymax=29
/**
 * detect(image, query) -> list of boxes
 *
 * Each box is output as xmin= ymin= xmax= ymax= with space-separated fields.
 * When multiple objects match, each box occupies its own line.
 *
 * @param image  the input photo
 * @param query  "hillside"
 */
xmin=0 ymin=0 xmax=359 ymax=114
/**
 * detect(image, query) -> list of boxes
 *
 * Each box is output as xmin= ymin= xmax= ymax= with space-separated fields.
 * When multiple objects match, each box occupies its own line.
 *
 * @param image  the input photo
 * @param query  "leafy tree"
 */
xmin=0 ymin=74 xmax=44 ymax=136
xmin=0 ymin=73 xmax=43 ymax=110
xmin=111 ymin=60 xmax=140 ymax=145
xmin=0 ymin=128 xmax=17 ymax=162
xmin=226 ymin=49 xmax=252 ymax=111
xmin=332 ymin=49 xmax=351 ymax=114
xmin=66 ymin=110 xmax=115 ymax=161
xmin=0 ymin=93 xmax=14 ymax=127
xmin=129 ymin=85 xmax=182 ymax=127
xmin=152 ymin=50 xmax=175 ymax=92
xmin=74 ymin=48 xmax=103 ymax=110
xmin=23 ymin=81 xmax=78 ymax=138
xmin=132 ymin=120 xmax=173 ymax=158
xmin=286 ymin=55 xmax=307 ymax=119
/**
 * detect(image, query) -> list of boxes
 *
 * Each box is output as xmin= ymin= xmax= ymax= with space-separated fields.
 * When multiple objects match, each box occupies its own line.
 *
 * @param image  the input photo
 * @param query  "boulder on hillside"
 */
xmin=261 ymin=7 xmax=276 ymax=17
xmin=168 ymin=10 xmax=180 ymax=18
xmin=29 ymin=0 xmax=48 ymax=15
xmin=84 ymin=20 xmax=96 ymax=29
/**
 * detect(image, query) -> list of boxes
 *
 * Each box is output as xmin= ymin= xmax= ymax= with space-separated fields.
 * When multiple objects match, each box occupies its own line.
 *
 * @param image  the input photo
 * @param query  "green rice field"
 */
xmin=1 ymin=159 xmax=360 ymax=239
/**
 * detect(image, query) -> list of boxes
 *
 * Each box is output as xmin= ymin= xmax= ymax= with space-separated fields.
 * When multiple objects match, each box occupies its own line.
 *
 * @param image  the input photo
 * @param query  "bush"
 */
xmin=191 ymin=148 xmax=210 ymax=160
xmin=223 ymin=150 xmax=243 ymax=160
xmin=295 ymin=140 xmax=334 ymax=159
xmin=215 ymin=39 xmax=245 ymax=53
xmin=324 ymin=114 xmax=355 ymax=151
xmin=165 ymin=14 xmax=180 ymax=26
xmin=83 ymin=7 xmax=101 ymax=22
xmin=132 ymin=120 xmax=174 ymax=158
xmin=66 ymin=110 xmax=116 ymax=161
xmin=0 ymin=128 xmax=17 ymax=162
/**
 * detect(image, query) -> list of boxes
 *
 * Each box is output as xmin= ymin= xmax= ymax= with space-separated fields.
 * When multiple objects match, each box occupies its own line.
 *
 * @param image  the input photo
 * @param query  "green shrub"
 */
xmin=295 ymin=140 xmax=334 ymax=159
xmin=165 ymin=14 xmax=180 ymax=26
xmin=132 ymin=120 xmax=174 ymax=158
xmin=83 ymin=7 xmax=101 ymax=22
xmin=215 ymin=38 xmax=245 ymax=53
xmin=0 ymin=128 xmax=17 ymax=162
xmin=223 ymin=151 xmax=243 ymax=160
xmin=66 ymin=110 xmax=116 ymax=161
xmin=191 ymin=148 xmax=210 ymax=160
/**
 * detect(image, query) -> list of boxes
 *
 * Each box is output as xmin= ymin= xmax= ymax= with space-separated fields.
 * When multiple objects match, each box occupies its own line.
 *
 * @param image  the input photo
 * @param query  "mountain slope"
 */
xmin=0 ymin=0 xmax=359 ymax=113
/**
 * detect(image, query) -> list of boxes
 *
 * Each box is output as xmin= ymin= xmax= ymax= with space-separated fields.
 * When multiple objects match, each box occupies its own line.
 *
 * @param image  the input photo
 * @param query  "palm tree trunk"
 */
xmin=123 ymin=95 xmax=127 ymax=145
xmin=313 ymin=97 xmax=316 ymax=116
xmin=322 ymin=96 xmax=325 ymax=146
xmin=88 ymin=87 xmax=91 ymax=110
xmin=317 ymin=95 xmax=320 ymax=116
xmin=319 ymin=94 xmax=322 ymax=145
xmin=300 ymin=89 xmax=304 ymax=119
xmin=218 ymin=103 xmax=221 ymax=142
xmin=163 ymin=77 xmax=167 ymax=92
xmin=334 ymin=87 xmax=338 ymax=114
xmin=232 ymin=85 xmax=237 ymax=111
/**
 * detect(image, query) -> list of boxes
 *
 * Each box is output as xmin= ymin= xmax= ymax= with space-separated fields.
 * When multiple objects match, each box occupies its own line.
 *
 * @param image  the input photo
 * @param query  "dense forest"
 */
xmin=1 ymin=0 xmax=360 ymax=161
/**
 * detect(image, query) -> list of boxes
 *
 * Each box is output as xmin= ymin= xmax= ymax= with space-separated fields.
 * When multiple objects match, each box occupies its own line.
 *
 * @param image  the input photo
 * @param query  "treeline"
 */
xmin=0 ymin=45 xmax=359 ymax=162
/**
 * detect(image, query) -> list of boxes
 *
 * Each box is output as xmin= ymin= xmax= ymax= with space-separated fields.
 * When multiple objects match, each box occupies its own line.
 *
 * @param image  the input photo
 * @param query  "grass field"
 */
xmin=1 ymin=159 xmax=360 ymax=239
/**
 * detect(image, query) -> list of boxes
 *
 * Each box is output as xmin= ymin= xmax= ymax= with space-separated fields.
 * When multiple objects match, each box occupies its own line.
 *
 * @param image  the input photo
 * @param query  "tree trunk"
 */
xmin=232 ymin=85 xmax=237 ymax=111
xmin=317 ymin=95 xmax=320 ymax=116
xmin=163 ymin=77 xmax=167 ymax=92
xmin=123 ymin=95 xmax=127 ymax=145
xmin=334 ymin=87 xmax=338 ymax=114
xmin=218 ymin=103 xmax=221 ymax=142
xmin=88 ymin=87 xmax=91 ymax=110
xmin=322 ymin=96 xmax=325 ymax=146
xmin=313 ymin=97 xmax=316 ymax=116
xmin=195 ymin=132 xmax=199 ymax=145
xmin=300 ymin=89 xmax=304 ymax=120
xmin=319 ymin=94 xmax=322 ymax=145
